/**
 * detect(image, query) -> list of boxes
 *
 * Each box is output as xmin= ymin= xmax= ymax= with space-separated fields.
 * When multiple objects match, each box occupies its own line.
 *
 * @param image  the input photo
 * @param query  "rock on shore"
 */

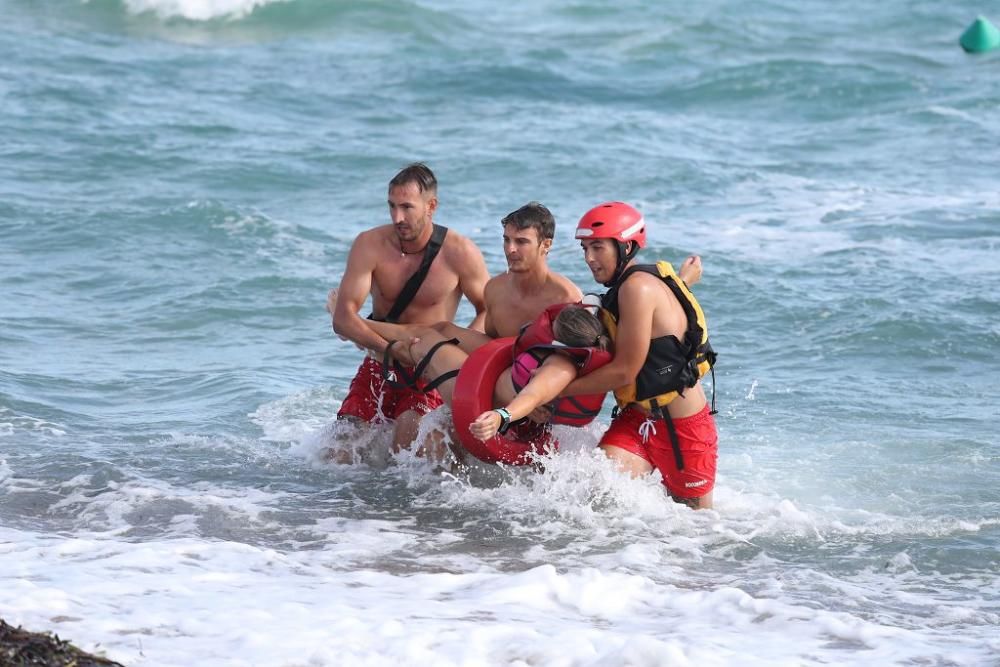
xmin=0 ymin=618 xmax=124 ymax=667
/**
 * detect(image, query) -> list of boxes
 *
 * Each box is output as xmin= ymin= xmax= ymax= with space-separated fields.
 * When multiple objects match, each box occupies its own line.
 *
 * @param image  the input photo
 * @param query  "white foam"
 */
xmin=3 ymin=423 xmax=998 ymax=666
xmin=638 ymin=171 xmax=1000 ymax=280
xmin=250 ymin=386 xmax=342 ymax=444
xmin=4 ymin=523 xmax=994 ymax=667
xmin=7 ymin=397 xmax=992 ymax=665
xmin=0 ymin=406 xmax=67 ymax=437
xmin=114 ymin=0 xmax=291 ymax=21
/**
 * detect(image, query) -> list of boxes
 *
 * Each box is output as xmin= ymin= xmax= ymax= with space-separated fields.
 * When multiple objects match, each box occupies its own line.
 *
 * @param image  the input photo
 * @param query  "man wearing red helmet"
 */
xmin=565 ymin=202 xmax=719 ymax=509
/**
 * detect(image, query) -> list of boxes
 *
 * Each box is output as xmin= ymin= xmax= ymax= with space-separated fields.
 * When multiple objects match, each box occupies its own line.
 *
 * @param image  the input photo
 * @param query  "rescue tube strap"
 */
xmin=381 ymin=340 xmax=419 ymax=390
xmin=415 ymin=338 xmax=461 ymax=394
xmin=382 ymin=337 xmax=461 ymax=394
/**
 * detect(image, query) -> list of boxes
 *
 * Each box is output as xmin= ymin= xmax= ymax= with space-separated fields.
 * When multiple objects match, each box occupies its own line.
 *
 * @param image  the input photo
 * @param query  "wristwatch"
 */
xmin=493 ymin=407 xmax=512 ymax=434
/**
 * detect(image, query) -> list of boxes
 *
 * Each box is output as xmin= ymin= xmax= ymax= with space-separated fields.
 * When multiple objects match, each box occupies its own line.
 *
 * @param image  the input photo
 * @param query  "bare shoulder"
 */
xmin=341 ymin=229 xmax=385 ymax=276
xmin=351 ymin=226 xmax=390 ymax=257
xmin=620 ymin=269 xmax=666 ymax=300
xmin=621 ymin=265 xmax=686 ymax=335
xmin=621 ymin=270 xmax=680 ymax=319
xmin=440 ymin=228 xmax=486 ymax=266
xmin=484 ymin=272 xmax=510 ymax=297
xmin=550 ymin=271 xmax=583 ymax=302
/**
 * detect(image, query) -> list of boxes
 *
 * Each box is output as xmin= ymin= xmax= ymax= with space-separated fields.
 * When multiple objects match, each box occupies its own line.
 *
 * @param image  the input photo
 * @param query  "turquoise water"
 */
xmin=2 ymin=1 xmax=999 ymax=665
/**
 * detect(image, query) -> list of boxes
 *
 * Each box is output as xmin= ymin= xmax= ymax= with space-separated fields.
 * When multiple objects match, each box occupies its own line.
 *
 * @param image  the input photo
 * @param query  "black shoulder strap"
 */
xmin=371 ymin=224 xmax=448 ymax=324
xmin=599 ymin=287 xmax=617 ymax=317
xmin=600 ymin=264 xmax=655 ymax=319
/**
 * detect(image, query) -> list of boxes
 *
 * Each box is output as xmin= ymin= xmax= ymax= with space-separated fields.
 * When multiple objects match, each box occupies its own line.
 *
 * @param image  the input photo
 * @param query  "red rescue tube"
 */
xmin=451 ymin=337 xmax=549 ymax=465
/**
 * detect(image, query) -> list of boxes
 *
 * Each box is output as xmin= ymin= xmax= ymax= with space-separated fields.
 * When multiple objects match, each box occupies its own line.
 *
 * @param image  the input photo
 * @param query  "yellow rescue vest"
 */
xmin=598 ymin=261 xmax=716 ymax=411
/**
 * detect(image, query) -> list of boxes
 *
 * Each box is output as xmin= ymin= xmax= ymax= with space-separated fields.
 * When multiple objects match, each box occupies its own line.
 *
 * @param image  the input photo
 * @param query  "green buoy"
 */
xmin=960 ymin=16 xmax=1000 ymax=53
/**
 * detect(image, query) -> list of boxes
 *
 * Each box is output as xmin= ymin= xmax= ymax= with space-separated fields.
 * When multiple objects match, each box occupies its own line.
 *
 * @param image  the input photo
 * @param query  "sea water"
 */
xmin=1 ymin=0 xmax=998 ymax=665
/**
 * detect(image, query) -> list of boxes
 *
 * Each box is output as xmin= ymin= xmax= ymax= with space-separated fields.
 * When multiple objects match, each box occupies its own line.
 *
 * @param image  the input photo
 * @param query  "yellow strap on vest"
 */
xmin=601 ymin=261 xmax=711 ymax=410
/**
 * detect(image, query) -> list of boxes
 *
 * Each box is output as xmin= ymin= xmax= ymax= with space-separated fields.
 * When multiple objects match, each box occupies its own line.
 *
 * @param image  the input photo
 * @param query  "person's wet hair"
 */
xmin=501 ymin=201 xmax=555 ymax=241
xmin=389 ymin=162 xmax=437 ymax=195
xmin=553 ymin=306 xmax=610 ymax=351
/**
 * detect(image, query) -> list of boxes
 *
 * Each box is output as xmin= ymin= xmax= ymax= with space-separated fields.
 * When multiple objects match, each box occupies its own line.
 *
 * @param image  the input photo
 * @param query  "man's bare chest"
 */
xmin=493 ymin=293 xmax=561 ymax=337
xmin=372 ymin=258 xmax=457 ymax=304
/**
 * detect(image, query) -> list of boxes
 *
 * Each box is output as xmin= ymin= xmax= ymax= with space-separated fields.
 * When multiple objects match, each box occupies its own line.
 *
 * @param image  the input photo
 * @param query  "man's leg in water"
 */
xmin=384 ymin=359 xmax=446 ymax=458
xmin=394 ymin=332 xmax=478 ymax=467
xmin=574 ymin=457 xmax=713 ymax=509
xmin=327 ymin=331 xmax=452 ymax=461
xmin=387 ymin=330 xmax=466 ymax=463
xmin=323 ymin=416 xmax=385 ymax=465
xmin=678 ymin=491 xmax=713 ymax=510
xmin=599 ymin=406 xmax=716 ymax=510
xmin=392 ymin=409 xmax=422 ymax=454
xmin=323 ymin=353 xmax=396 ymax=464
xmin=420 ymin=423 xmax=453 ymax=463
xmin=599 ymin=445 xmax=655 ymax=477
xmin=326 ymin=408 xmax=444 ymax=464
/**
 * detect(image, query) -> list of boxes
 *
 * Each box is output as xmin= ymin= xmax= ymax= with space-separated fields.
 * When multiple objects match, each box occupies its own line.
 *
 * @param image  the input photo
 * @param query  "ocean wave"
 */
xmin=88 ymin=0 xmax=307 ymax=22
xmin=118 ymin=0 xmax=287 ymax=21
xmin=76 ymin=0 xmax=463 ymax=36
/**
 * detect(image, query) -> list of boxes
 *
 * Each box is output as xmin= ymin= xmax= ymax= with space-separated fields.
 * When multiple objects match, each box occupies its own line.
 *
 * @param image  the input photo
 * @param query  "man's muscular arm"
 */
xmin=331 ymin=234 xmax=391 ymax=354
xmin=559 ymin=275 xmax=655 ymax=397
xmin=558 ymin=259 xmax=699 ymax=396
xmin=455 ymin=236 xmax=490 ymax=332
xmin=479 ymin=277 xmax=501 ymax=339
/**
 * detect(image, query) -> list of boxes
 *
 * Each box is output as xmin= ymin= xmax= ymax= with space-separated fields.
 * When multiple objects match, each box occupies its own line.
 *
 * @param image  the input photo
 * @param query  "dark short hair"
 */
xmin=388 ymin=162 xmax=437 ymax=195
xmin=500 ymin=201 xmax=555 ymax=241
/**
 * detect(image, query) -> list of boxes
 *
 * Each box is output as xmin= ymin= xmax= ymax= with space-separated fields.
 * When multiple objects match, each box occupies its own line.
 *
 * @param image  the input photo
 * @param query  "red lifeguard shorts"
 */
xmin=337 ymin=355 xmax=444 ymax=424
xmin=599 ymin=404 xmax=718 ymax=499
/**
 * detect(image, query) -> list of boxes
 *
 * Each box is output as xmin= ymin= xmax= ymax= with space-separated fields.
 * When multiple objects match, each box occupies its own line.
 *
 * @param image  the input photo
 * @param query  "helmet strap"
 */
xmin=603 ymin=240 xmax=639 ymax=287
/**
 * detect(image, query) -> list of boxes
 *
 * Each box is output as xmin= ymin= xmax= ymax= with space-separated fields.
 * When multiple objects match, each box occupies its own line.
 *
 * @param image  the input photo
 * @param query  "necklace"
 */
xmin=398 ymin=236 xmax=431 ymax=257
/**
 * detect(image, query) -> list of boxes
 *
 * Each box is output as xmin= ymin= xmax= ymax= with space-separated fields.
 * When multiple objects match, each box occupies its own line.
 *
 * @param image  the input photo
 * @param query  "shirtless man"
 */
xmin=562 ymin=202 xmax=718 ymax=509
xmin=427 ymin=201 xmax=582 ymax=354
xmin=327 ymin=163 xmax=489 ymax=453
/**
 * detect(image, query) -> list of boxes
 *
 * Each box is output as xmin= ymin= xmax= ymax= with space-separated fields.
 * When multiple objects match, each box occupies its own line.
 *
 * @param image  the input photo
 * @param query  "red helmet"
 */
xmin=575 ymin=201 xmax=646 ymax=248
